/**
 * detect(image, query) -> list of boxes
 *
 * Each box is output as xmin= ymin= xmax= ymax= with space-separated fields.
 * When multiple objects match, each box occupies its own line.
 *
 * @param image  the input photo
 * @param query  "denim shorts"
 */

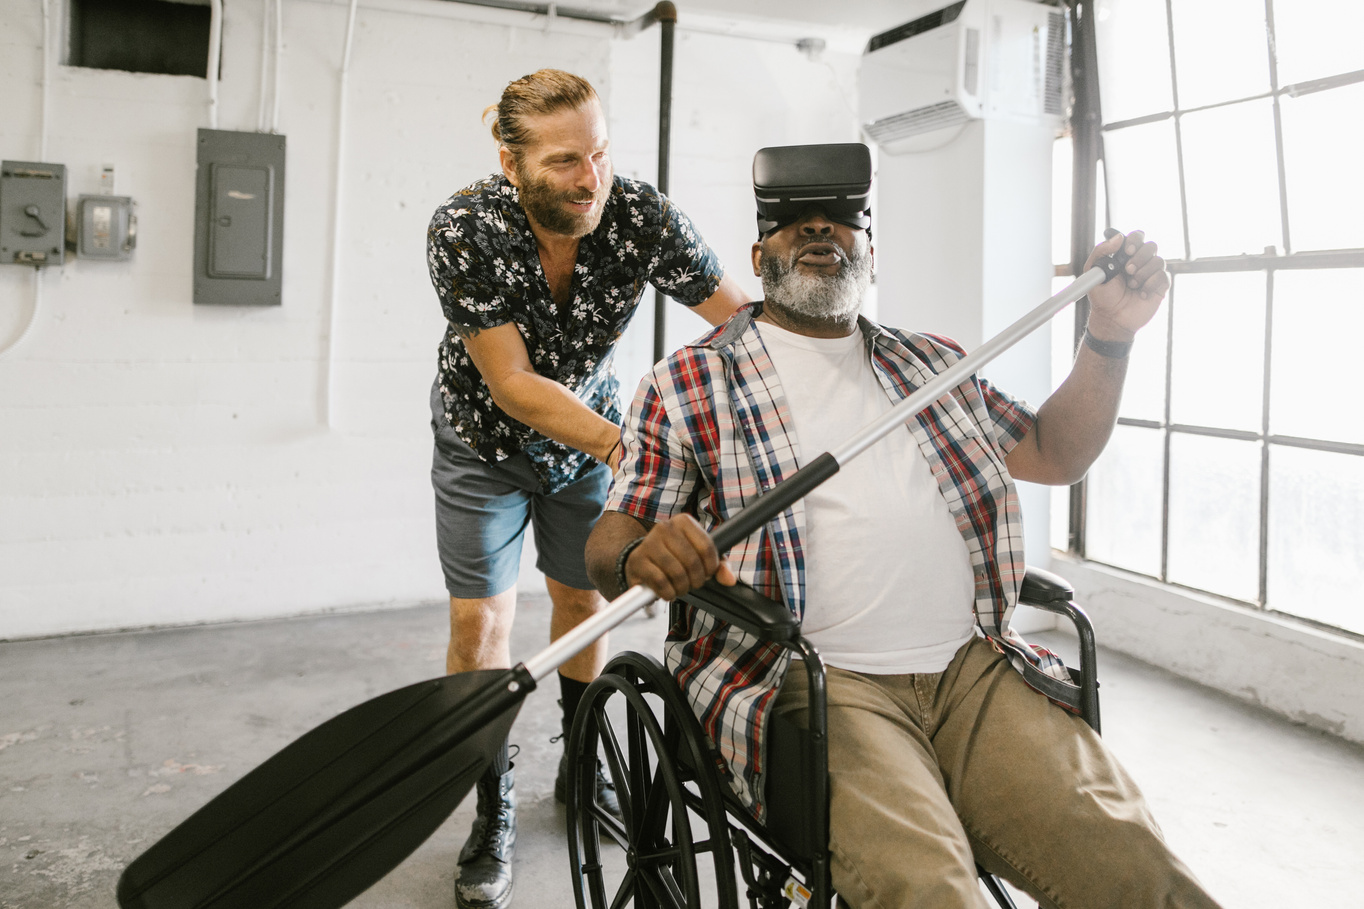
xmin=430 ymin=416 xmax=610 ymax=599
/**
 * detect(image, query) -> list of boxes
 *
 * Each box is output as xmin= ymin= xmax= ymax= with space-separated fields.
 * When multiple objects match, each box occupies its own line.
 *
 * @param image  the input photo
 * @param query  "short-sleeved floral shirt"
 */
xmin=427 ymin=174 xmax=726 ymax=494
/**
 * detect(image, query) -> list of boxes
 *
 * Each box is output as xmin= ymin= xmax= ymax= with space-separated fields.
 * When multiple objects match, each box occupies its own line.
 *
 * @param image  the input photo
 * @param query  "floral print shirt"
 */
xmin=427 ymin=174 xmax=725 ymax=494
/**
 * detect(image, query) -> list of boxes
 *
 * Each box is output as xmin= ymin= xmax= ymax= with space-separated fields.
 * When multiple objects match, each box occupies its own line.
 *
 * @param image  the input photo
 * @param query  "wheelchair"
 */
xmin=563 ymin=566 xmax=1099 ymax=909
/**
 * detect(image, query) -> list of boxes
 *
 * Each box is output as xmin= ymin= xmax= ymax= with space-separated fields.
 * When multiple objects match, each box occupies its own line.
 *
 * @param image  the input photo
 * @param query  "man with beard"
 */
xmin=584 ymin=145 xmax=1224 ymax=908
xmin=425 ymin=69 xmax=749 ymax=909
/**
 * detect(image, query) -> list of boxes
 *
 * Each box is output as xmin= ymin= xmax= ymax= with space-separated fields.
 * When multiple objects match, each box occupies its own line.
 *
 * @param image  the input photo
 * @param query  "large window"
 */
xmin=1060 ymin=0 xmax=1364 ymax=636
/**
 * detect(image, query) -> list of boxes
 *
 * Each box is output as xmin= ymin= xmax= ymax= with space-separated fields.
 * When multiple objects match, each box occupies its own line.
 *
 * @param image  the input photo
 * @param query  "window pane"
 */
xmin=1103 ymin=120 xmax=1187 ymax=260
xmin=1095 ymin=0 xmax=1174 ymax=123
xmin=1167 ymin=433 xmax=1261 ymax=602
xmin=1270 ymin=268 xmax=1364 ymax=444
xmin=1273 ymin=0 xmax=1364 ymax=87
xmin=1121 ymin=292 xmax=1168 ymax=423
xmin=1280 ymin=83 xmax=1364 ymax=252
xmin=1267 ymin=446 xmax=1364 ymax=635
xmin=1169 ymin=272 xmax=1266 ymax=431
xmin=1180 ymin=99 xmax=1282 ymax=258
xmin=1085 ymin=424 xmax=1163 ymax=576
xmin=1171 ymin=0 xmax=1270 ymax=109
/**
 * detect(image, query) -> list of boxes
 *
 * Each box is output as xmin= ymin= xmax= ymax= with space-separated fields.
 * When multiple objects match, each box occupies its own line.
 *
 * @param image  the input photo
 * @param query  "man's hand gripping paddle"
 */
xmin=116 ymin=239 xmax=1131 ymax=909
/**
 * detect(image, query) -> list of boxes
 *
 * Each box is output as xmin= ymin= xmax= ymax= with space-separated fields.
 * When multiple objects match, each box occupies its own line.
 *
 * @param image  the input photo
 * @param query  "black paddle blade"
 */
xmin=117 ymin=667 xmax=531 ymax=909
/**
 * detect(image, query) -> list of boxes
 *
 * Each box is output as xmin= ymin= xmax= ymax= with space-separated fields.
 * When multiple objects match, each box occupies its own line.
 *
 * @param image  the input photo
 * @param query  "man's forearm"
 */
xmin=1009 ymin=340 xmax=1129 ymax=485
xmin=491 ymin=370 xmax=621 ymax=463
xmin=585 ymin=511 xmax=651 ymax=598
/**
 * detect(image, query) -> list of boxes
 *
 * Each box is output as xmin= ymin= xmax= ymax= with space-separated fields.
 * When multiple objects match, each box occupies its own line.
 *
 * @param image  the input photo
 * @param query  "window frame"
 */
xmin=1062 ymin=0 xmax=1364 ymax=638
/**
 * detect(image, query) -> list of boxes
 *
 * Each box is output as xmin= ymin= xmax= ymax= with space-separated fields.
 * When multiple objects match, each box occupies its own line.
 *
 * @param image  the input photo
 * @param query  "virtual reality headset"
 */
xmin=753 ymin=143 xmax=873 ymax=236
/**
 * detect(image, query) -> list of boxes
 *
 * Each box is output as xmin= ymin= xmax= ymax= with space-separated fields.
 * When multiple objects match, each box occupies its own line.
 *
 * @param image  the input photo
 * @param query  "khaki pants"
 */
xmin=772 ymin=636 xmax=1223 ymax=909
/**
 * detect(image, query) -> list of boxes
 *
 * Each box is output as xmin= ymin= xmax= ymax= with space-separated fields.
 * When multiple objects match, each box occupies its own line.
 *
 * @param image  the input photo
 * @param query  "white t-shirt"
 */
xmin=755 ymin=320 xmax=976 ymax=674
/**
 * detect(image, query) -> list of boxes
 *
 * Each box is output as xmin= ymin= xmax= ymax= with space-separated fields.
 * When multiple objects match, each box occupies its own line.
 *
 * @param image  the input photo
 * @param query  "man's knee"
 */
xmin=830 ymin=834 xmax=987 ymax=909
xmin=448 ymin=592 xmax=516 ymax=642
xmin=547 ymin=580 xmax=606 ymax=622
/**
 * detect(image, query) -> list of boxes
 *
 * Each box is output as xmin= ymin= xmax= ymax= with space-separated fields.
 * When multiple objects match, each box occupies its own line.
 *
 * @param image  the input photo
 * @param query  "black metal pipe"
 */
xmin=1067 ymin=0 xmax=1103 ymax=556
xmin=652 ymin=3 xmax=677 ymax=364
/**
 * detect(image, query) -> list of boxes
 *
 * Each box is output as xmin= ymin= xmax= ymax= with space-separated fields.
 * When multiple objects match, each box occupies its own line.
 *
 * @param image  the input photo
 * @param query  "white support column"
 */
xmin=874 ymin=118 xmax=1058 ymax=624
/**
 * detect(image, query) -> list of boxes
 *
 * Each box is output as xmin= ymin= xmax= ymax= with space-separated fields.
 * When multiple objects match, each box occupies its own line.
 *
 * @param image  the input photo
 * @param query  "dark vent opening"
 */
xmin=69 ymin=0 xmax=213 ymax=78
xmin=867 ymin=0 xmax=968 ymax=54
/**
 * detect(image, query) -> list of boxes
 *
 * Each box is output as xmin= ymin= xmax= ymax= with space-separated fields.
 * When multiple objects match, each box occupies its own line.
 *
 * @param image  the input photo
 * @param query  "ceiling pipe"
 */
xmin=271 ymin=0 xmax=285 ymax=132
xmin=325 ymin=0 xmax=361 ymax=429
xmin=207 ymin=0 xmax=223 ymax=127
xmin=651 ymin=2 xmax=676 ymax=364
xmin=258 ymin=0 xmax=270 ymax=130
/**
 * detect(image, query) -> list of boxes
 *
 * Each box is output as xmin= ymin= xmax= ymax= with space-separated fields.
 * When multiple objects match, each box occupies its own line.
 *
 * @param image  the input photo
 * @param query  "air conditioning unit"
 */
xmin=859 ymin=0 xmax=1067 ymax=153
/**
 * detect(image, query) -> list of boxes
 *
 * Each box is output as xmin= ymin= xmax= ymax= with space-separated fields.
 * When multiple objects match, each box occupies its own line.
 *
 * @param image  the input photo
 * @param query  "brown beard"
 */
xmin=516 ymin=168 xmax=612 ymax=239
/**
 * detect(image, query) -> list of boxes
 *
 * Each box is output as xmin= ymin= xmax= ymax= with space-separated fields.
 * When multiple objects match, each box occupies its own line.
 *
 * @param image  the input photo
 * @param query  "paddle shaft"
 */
xmin=523 ymin=261 xmax=1114 ymax=682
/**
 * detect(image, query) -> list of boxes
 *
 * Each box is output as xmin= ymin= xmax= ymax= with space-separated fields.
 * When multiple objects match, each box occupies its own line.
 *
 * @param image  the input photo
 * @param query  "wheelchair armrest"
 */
xmin=1019 ymin=566 xmax=1075 ymax=606
xmin=1018 ymin=566 xmax=1102 ymax=734
xmin=679 ymin=578 xmax=799 ymax=643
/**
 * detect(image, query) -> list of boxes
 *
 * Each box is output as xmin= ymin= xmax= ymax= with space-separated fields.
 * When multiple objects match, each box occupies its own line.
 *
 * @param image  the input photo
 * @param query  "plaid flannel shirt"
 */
xmin=604 ymin=304 xmax=1077 ymax=820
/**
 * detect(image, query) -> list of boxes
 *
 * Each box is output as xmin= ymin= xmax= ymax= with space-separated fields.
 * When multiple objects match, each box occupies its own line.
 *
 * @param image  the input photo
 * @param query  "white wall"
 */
xmin=0 ymin=0 xmax=861 ymax=639
xmin=1056 ymin=556 xmax=1364 ymax=746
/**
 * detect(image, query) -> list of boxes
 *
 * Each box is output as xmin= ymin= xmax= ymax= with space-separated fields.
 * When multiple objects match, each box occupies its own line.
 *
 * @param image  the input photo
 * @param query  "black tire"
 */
xmin=567 ymin=652 xmax=738 ymax=909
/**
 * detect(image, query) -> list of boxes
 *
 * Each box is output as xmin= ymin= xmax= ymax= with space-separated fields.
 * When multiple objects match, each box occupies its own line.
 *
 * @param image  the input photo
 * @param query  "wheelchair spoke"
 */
xmin=595 ymin=703 xmax=634 ymax=827
xmin=589 ymin=800 xmax=629 ymax=849
xmin=640 ymin=764 xmax=673 ymax=847
xmin=607 ymin=865 xmax=638 ymax=909
xmin=626 ymin=703 xmax=652 ymax=838
xmin=639 ymin=859 xmax=689 ymax=909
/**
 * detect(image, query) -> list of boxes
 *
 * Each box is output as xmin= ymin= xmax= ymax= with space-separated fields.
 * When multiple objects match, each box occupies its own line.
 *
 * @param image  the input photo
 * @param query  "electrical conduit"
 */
xmin=324 ymin=0 xmax=359 ymax=428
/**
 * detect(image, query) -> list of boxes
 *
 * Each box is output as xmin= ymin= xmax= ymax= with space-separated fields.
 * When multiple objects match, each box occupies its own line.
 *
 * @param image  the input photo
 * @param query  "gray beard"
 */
xmin=759 ymin=238 xmax=872 ymax=325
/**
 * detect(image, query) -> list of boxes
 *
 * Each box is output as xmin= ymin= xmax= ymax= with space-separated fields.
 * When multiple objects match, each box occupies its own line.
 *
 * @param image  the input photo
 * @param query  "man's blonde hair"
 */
xmin=482 ymin=69 xmax=599 ymax=165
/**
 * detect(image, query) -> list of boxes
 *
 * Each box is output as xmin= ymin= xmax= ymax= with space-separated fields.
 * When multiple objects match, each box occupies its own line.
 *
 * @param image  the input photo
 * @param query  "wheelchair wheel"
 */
xmin=567 ymin=652 xmax=738 ymax=909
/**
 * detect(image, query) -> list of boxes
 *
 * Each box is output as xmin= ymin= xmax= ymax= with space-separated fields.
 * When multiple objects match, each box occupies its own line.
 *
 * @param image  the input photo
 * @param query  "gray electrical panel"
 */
xmin=194 ymin=129 xmax=285 ymax=305
xmin=0 ymin=160 xmax=67 ymax=267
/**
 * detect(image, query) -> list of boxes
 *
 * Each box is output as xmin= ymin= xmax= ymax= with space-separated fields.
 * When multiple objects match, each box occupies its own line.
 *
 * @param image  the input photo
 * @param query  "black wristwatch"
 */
xmin=1083 ymin=329 xmax=1133 ymax=359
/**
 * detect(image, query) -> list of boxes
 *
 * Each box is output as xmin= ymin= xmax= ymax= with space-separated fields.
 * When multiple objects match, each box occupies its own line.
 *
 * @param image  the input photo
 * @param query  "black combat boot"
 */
xmin=554 ymin=710 xmax=621 ymax=821
xmin=555 ymin=752 xmax=623 ymax=821
xmin=455 ymin=764 xmax=516 ymax=909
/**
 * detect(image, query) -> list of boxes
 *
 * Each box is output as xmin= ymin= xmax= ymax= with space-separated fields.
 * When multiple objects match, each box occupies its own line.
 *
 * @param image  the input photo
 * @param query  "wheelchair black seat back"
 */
xmin=564 ymin=567 xmax=1096 ymax=909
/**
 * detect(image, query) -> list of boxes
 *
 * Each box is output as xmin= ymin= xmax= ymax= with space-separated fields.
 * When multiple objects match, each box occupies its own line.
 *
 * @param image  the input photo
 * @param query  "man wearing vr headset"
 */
xmin=585 ymin=144 xmax=1221 ymax=908
xmin=425 ymin=69 xmax=749 ymax=909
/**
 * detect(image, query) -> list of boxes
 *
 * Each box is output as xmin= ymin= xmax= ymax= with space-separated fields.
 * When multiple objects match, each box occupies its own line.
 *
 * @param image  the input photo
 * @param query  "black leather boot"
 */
xmin=455 ymin=764 xmax=516 ymax=909
xmin=555 ymin=752 xmax=622 ymax=821
xmin=555 ymin=710 xmax=621 ymax=822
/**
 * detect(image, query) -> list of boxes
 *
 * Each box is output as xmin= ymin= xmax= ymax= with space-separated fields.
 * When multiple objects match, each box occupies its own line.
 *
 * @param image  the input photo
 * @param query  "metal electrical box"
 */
xmin=194 ymin=129 xmax=286 ymax=305
xmin=0 ymin=161 xmax=67 ymax=266
xmin=75 ymin=194 xmax=137 ymax=260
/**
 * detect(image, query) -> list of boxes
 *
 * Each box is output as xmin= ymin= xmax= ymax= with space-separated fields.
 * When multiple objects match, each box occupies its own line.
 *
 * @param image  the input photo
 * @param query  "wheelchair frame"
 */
xmin=565 ymin=566 xmax=1098 ymax=909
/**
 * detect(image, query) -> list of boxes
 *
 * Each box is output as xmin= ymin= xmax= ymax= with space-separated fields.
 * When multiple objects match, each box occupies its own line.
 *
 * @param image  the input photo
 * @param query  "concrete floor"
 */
xmin=2 ymin=594 xmax=1363 ymax=909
